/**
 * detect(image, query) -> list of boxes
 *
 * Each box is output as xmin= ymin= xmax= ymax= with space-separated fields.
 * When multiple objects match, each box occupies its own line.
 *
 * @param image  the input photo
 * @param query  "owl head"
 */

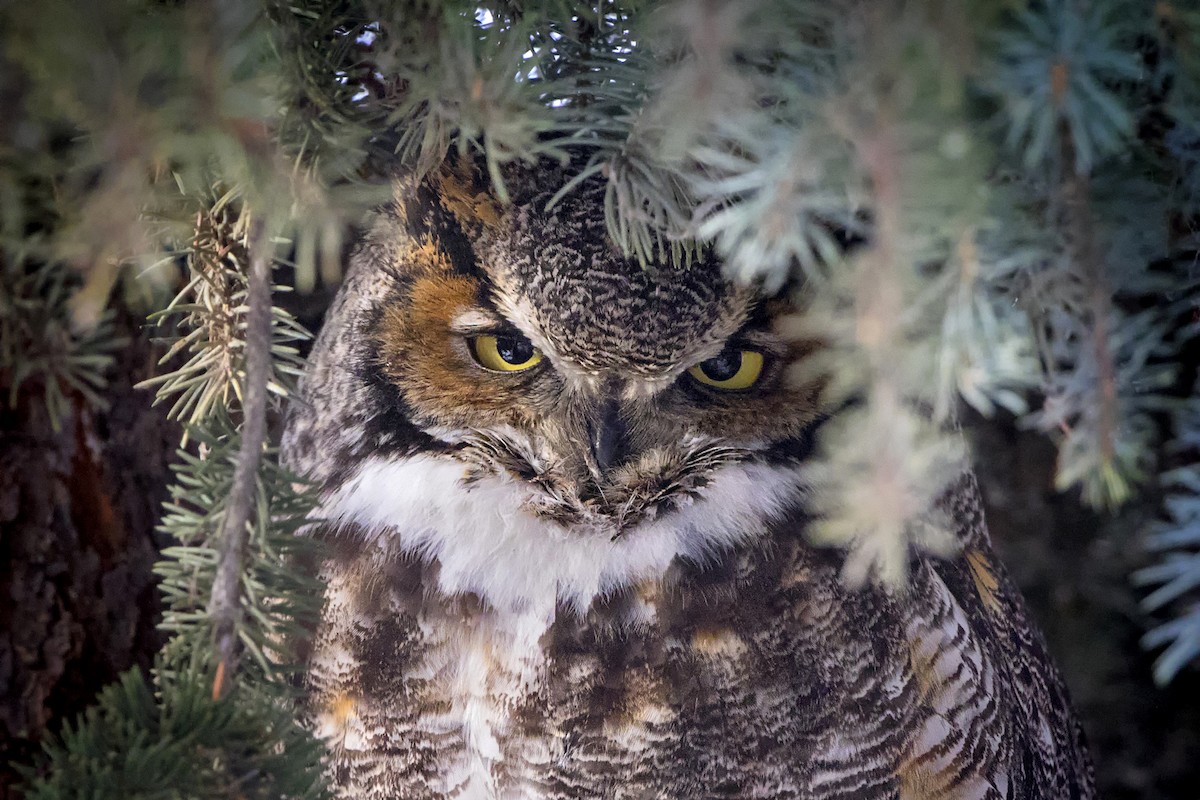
xmin=284 ymin=156 xmax=821 ymax=612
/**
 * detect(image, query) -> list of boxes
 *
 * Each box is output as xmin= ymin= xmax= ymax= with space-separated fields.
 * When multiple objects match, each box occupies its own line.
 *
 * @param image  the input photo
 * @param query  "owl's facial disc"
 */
xmin=361 ymin=160 xmax=821 ymax=539
xmin=375 ymin=274 xmax=816 ymax=534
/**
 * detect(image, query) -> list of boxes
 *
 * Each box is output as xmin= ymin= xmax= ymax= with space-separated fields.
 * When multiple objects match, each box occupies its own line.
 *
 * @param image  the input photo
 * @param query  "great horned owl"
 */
xmin=282 ymin=158 xmax=1095 ymax=799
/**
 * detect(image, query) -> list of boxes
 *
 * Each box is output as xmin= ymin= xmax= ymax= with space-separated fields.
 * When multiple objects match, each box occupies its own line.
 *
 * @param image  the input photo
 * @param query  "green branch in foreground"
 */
xmin=19 ymin=652 xmax=329 ymax=800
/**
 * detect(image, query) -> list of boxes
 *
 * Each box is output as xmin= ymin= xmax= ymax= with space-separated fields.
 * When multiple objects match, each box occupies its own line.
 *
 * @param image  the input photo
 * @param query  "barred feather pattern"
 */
xmin=298 ymin=473 xmax=1093 ymax=799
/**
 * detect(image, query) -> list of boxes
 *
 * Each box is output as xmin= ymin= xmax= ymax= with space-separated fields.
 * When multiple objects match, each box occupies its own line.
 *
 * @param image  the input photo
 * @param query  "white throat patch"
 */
xmin=320 ymin=452 xmax=807 ymax=615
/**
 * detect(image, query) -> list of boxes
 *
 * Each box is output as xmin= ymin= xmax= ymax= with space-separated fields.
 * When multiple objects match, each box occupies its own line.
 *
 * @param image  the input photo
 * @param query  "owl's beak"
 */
xmin=587 ymin=397 xmax=630 ymax=476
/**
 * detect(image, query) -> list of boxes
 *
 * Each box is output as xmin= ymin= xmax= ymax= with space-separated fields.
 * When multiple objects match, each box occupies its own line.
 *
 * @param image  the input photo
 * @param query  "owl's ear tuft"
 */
xmin=432 ymin=154 xmax=505 ymax=232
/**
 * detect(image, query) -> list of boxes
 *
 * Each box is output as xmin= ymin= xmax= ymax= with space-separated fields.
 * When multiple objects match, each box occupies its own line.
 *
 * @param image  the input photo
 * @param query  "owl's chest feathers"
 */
xmin=321 ymin=450 xmax=806 ymax=616
xmin=313 ymin=461 xmax=1042 ymax=799
xmin=315 ymin=451 xmax=806 ymax=797
xmin=340 ymin=579 xmax=776 ymax=800
xmin=425 ymin=607 xmax=553 ymax=799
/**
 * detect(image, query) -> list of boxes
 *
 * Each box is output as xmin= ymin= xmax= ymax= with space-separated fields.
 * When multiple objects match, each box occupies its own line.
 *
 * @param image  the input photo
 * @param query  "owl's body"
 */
xmin=283 ymin=160 xmax=1094 ymax=799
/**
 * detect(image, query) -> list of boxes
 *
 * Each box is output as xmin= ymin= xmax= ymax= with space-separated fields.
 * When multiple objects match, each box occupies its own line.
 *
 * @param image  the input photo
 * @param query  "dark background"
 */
xmin=968 ymin=412 xmax=1200 ymax=798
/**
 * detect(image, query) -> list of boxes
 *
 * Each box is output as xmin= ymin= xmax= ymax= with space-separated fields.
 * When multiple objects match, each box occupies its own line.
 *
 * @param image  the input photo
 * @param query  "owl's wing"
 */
xmin=919 ymin=472 xmax=1096 ymax=797
xmin=624 ymin=467 xmax=1099 ymax=800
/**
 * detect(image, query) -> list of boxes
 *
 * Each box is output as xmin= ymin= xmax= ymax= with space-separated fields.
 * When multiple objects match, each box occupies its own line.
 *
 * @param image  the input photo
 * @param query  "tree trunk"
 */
xmin=0 ymin=308 xmax=175 ymax=798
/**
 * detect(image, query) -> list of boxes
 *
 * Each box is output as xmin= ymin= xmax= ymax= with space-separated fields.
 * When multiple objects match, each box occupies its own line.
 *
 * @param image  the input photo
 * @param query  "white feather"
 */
xmin=320 ymin=452 xmax=806 ymax=615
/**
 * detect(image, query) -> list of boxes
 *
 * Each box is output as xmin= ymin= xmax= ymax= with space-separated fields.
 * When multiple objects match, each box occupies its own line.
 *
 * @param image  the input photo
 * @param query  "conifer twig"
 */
xmin=208 ymin=218 xmax=272 ymax=699
xmin=1057 ymin=127 xmax=1124 ymax=507
xmin=1064 ymin=169 xmax=1118 ymax=466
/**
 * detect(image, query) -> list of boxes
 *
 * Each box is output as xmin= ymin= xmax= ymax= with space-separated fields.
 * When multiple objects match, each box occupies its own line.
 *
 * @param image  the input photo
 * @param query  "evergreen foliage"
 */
xmin=13 ymin=191 xmax=329 ymax=796
xmin=153 ymin=416 xmax=325 ymax=682
xmin=1137 ymin=383 xmax=1200 ymax=687
xmin=0 ymin=255 xmax=119 ymax=430
xmin=4 ymin=0 xmax=1200 ymax=794
xmin=0 ymin=159 xmax=122 ymax=429
xmin=138 ymin=194 xmax=309 ymax=430
xmin=20 ymin=655 xmax=327 ymax=800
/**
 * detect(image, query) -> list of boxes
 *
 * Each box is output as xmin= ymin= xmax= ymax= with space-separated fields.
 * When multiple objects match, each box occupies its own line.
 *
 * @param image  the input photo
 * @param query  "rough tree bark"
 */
xmin=0 ymin=308 xmax=176 ymax=798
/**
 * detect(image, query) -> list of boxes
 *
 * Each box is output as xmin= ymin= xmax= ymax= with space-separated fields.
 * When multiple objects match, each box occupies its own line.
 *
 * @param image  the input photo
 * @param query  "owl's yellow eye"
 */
xmin=469 ymin=333 xmax=543 ymax=372
xmin=687 ymin=349 xmax=765 ymax=391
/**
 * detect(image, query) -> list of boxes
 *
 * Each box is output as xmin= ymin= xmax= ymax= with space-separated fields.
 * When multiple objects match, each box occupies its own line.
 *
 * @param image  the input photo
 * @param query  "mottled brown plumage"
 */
xmin=283 ymin=158 xmax=1094 ymax=799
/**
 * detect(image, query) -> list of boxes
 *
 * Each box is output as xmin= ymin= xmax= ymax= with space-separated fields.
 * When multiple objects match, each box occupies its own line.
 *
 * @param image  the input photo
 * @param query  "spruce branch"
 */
xmin=1136 ymin=393 xmax=1200 ymax=684
xmin=209 ymin=219 xmax=272 ymax=699
xmin=0 ymin=157 xmax=123 ymax=428
xmin=1017 ymin=127 xmax=1174 ymax=509
xmin=980 ymin=0 xmax=1178 ymax=511
xmin=541 ymin=28 xmax=702 ymax=265
xmin=791 ymin=5 xmax=983 ymax=589
xmin=138 ymin=195 xmax=308 ymax=433
xmin=1063 ymin=156 xmax=1125 ymax=506
xmin=155 ymin=415 xmax=325 ymax=683
xmin=689 ymin=117 xmax=859 ymax=290
xmin=20 ymin=220 xmax=328 ymax=800
xmin=986 ymin=0 xmax=1144 ymax=175
xmin=932 ymin=225 xmax=1039 ymax=420
xmin=808 ymin=115 xmax=964 ymax=588
xmin=650 ymin=0 xmax=855 ymax=287
xmin=367 ymin=1 xmax=563 ymax=201
xmin=20 ymin=652 xmax=329 ymax=800
xmin=0 ymin=254 xmax=120 ymax=429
